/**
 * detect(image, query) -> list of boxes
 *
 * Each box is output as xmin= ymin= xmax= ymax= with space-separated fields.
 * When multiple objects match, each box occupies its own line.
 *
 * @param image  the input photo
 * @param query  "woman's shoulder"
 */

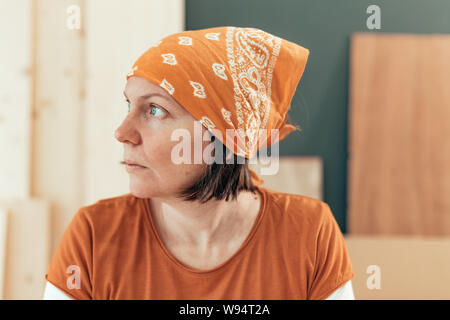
xmin=260 ymin=187 xmax=334 ymax=229
xmin=63 ymin=193 xmax=149 ymax=250
xmin=74 ymin=193 xmax=144 ymax=227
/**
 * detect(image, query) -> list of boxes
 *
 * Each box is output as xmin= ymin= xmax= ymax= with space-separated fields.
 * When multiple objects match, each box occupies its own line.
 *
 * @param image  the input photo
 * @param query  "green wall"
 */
xmin=186 ymin=0 xmax=450 ymax=233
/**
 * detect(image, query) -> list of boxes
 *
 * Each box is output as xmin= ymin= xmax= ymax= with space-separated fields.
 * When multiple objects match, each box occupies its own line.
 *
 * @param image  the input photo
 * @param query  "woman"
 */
xmin=43 ymin=26 xmax=354 ymax=300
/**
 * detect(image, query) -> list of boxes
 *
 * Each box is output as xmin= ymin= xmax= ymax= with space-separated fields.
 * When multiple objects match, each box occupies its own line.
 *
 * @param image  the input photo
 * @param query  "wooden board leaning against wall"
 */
xmin=348 ymin=33 xmax=450 ymax=236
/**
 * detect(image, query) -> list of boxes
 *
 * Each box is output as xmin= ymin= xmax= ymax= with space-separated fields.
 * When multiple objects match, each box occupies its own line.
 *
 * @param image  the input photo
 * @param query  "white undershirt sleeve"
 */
xmin=324 ymin=280 xmax=355 ymax=300
xmin=42 ymin=281 xmax=74 ymax=300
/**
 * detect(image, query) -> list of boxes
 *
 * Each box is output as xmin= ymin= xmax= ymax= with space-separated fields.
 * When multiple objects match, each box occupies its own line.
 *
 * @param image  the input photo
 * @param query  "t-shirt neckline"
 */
xmin=142 ymin=185 xmax=267 ymax=276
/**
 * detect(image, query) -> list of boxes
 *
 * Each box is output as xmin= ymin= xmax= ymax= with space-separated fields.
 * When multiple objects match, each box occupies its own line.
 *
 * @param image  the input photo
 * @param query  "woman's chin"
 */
xmin=128 ymin=181 xmax=154 ymax=198
xmin=128 ymin=181 xmax=170 ymax=199
xmin=129 ymin=188 xmax=154 ymax=199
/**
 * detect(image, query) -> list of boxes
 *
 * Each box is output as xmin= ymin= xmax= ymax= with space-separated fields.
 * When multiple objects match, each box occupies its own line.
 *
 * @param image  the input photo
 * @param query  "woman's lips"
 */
xmin=126 ymin=163 xmax=147 ymax=171
xmin=127 ymin=163 xmax=145 ymax=167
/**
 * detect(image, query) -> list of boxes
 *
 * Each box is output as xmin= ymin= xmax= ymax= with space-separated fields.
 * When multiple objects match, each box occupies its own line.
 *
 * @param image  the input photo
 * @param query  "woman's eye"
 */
xmin=126 ymin=101 xmax=166 ymax=119
xmin=148 ymin=104 xmax=165 ymax=118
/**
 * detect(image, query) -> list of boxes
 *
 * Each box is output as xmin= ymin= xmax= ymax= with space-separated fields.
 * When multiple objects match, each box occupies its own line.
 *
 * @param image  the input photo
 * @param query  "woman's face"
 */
xmin=115 ymin=76 xmax=210 ymax=199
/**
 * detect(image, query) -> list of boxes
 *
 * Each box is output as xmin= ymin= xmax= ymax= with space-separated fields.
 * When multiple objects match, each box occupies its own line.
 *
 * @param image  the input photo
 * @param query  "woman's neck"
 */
xmin=148 ymin=189 xmax=261 ymax=251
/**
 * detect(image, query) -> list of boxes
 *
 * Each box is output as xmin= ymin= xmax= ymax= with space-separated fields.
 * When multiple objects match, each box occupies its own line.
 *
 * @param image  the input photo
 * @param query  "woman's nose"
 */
xmin=114 ymin=126 xmax=124 ymax=142
xmin=115 ymin=117 xmax=140 ymax=144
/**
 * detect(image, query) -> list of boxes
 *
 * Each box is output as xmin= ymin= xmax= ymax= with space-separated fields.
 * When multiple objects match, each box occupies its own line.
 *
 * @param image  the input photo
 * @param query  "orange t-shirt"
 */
xmin=45 ymin=185 xmax=354 ymax=300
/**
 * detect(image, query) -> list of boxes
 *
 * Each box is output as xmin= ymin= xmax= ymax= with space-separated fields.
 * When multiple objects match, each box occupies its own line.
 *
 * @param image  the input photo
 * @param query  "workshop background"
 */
xmin=1 ymin=0 xmax=450 ymax=299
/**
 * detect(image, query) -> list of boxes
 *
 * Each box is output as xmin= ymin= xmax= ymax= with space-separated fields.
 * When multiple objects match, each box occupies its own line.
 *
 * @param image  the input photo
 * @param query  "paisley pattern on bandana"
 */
xmin=178 ymin=36 xmax=192 ymax=45
xmin=160 ymin=79 xmax=174 ymax=95
xmin=161 ymin=53 xmax=177 ymax=65
xmin=225 ymin=27 xmax=282 ymax=157
xmin=212 ymin=63 xmax=228 ymax=80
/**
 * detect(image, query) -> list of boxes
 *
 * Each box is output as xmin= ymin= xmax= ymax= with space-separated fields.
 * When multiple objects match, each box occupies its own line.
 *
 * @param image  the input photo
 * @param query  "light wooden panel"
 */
xmin=0 ymin=0 xmax=32 ymax=199
xmin=345 ymin=235 xmax=450 ymax=300
xmin=83 ymin=0 xmax=185 ymax=205
xmin=0 ymin=199 xmax=50 ymax=300
xmin=348 ymin=33 xmax=450 ymax=236
xmin=249 ymin=156 xmax=323 ymax=200
xmin=32 ymin=0 xmax=85 ymax=256
xmin=0 ymin=209 xmax=7 ymax=299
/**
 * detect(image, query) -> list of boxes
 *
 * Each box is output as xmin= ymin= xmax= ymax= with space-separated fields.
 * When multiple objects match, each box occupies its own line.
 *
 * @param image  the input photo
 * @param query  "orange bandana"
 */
xmin=126 ymin=26 xmax=309 ymax=185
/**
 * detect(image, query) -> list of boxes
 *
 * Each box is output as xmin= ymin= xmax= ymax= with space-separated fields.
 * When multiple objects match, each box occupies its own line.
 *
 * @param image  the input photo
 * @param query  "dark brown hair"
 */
xmin=176 ymin=112 xmax=297 ymax=203
xmin=176 ymin=135 xmax=257 ymax=203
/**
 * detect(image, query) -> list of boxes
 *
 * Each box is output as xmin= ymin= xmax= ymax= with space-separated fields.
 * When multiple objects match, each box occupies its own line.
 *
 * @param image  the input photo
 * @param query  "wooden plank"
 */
xmin=348 ymin=33 xmax=450 ymax=235
xmin=0 ymin=208 xmax=7 ymax=299
xmin=0 ymin=199 xmax=50 ymax=299
xmin=249 ymin=156 xmax=323 ymax=200
xmin=33 ymin=0 xmax=85 ymax=253
xmin=345 ymin=235 xmax=450 ymax=299
xmin=83 ymin=0 xmax=185 ymax=205
xmin=0 ymin=0 xmax=32 ymax=199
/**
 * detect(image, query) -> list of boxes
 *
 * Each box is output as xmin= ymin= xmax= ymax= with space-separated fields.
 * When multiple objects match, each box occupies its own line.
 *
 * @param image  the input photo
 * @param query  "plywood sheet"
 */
xmin=348 ymin=33 xmax=450 ymax=235
xmin=33 ymin=0 xmax=85 ymax=254
xmin=0 ymin=199 xmax=50 ymax=300
xmin=0 ymin=0 xmax=32 ymax=199
xmin=249 ymin=156 xmax=323 ymax=200
xmin=0 ymin=209 xmax=7 ymax=299
xmin=345 ymin=235 xmax=450 ymax=300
